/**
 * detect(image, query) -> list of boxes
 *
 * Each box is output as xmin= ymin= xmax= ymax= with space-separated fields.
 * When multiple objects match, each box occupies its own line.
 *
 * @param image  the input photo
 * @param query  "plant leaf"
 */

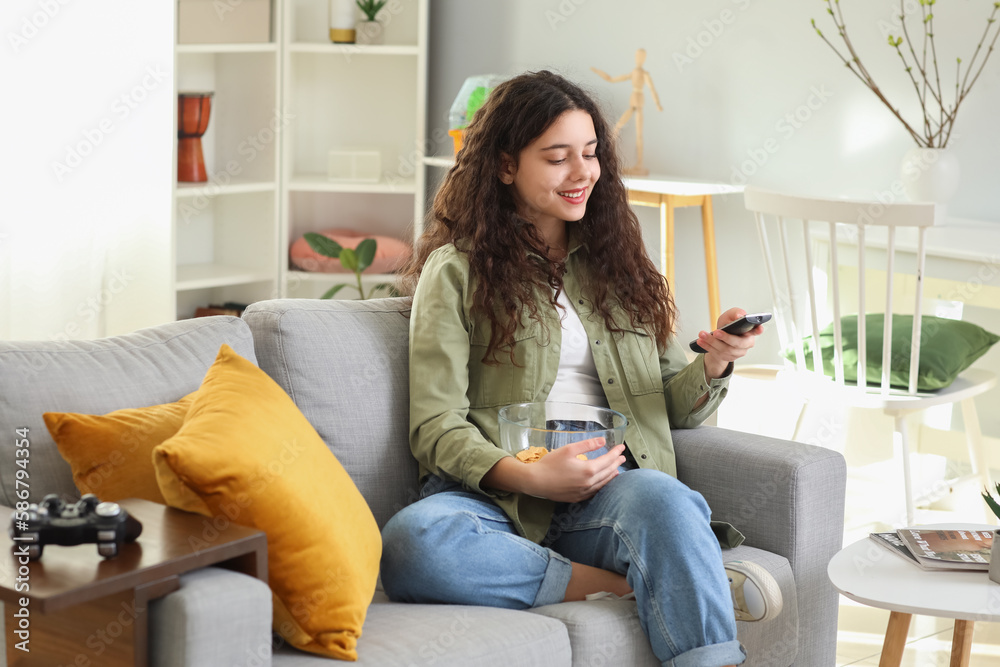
xmin=320 ymin=283 xmax=350 ymax=299
xmin=304 ymin=232 xmax=342 ymax=259
xmin=355 ymin=238 xmax=377 ymax=273
xmin=371 ymin=282 xmax=400 ymax=297
xmin=340 ymin=247 xmax=359 ymax=272
xmin=985 ymin=492 xmax=1000 ymax=521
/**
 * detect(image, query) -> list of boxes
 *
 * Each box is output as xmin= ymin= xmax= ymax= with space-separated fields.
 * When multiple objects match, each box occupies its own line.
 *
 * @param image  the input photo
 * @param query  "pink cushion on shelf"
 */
xmin=289 ymin=229 xmax=411 ymax=274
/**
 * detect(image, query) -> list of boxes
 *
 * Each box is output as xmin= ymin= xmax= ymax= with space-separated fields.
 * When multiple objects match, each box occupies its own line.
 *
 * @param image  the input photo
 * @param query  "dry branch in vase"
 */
xmin=812 ymin=0 xmax=1000 ymax=148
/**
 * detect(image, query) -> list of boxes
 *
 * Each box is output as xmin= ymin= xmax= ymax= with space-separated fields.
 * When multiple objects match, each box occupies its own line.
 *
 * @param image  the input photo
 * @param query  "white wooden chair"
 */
xmin=743 ymin=186 xmax=997 ymax=525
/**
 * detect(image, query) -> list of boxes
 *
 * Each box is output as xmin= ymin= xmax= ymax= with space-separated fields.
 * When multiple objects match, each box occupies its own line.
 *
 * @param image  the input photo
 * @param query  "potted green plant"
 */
xmin=811 ymin=1 xmax=1000 ymax=202
xmin=355 ymin=0 xmax=387 ymax=45
xmin=981 ymin=483 xmax=1000 ymax=583
xmin=303 ymin=233 xmax=395 ymax=299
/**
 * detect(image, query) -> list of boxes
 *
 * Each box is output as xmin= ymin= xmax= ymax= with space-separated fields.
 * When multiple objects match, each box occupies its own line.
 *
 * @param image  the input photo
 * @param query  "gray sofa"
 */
xmin=0 ymin=298 xmax=846 ymax=666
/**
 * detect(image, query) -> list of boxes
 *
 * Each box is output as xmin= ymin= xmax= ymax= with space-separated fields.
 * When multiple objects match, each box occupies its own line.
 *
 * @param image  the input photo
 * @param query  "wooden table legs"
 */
xmin=951 ymin=620 xmax=974 ymax=667
xmin=699 ymin=194 xmax=721 ymax=328
xmin=878 ymin=611 xmax=973 ymax=667
xmin=879 ymin=611 xmax=911 ymax=667
xmin=630 ymin=189 xmax=722 ymax=330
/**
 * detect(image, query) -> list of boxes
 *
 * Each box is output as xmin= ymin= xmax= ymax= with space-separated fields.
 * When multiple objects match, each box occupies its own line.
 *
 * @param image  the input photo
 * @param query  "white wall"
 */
xmin=0 ymin=1 xmax=174 ymax=340
xmin=426 ymin=0 xmax=1000 ymax=366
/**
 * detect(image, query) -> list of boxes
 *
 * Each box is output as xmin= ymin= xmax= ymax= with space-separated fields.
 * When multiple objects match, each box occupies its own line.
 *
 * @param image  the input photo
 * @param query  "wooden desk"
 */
xmin=625 ymin=175 xmax=743 ymax=328
xmin=1 ymin=498 xmax=267 ymax=667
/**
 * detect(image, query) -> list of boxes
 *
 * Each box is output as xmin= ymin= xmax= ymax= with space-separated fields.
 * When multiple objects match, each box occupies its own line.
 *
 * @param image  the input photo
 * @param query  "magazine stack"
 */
xmin=869 ymin=528 xmax=993 ymax=571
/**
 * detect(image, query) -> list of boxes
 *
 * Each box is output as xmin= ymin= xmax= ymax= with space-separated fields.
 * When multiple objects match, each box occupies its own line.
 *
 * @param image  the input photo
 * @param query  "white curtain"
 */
xmin=1 ymin=1 xmax=174 ymax=340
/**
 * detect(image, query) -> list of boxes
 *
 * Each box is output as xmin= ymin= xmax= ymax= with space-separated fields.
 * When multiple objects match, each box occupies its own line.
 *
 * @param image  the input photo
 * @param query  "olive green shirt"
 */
xmin=409 ymin=241 xmax=734 ymax=545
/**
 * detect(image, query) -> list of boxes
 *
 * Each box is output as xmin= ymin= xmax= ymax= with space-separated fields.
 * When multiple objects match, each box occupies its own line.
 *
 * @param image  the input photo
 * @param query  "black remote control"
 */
xmin=8 ymin=494 xmax=143 ymax=561
xmin=689 ymin=312 xmax=771 ymax=353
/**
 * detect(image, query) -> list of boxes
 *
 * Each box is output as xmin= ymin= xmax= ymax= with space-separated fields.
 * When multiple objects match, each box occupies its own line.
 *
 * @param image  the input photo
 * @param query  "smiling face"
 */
xmin=500 ymin=109 xmax=601 ymax=238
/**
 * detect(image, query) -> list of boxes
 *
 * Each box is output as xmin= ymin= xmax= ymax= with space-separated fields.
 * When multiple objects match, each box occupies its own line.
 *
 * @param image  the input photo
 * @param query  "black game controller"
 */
xmin=8 ymin=494 xmax=143 ymax=561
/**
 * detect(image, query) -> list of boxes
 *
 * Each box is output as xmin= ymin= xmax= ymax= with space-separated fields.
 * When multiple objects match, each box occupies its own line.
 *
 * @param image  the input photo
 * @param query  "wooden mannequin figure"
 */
xmin=591 ymin=48 xmax=663 ymax=176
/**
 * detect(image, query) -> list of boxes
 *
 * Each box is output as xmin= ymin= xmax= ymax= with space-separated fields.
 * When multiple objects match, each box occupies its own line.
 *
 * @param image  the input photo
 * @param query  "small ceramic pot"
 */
xmin=355 ymin=20 xmax=384 ymax=44
xmin=900 ymin=147 xmax=960 ymax=204
xmin=989 ymin=530 xmax=1000 ymax=585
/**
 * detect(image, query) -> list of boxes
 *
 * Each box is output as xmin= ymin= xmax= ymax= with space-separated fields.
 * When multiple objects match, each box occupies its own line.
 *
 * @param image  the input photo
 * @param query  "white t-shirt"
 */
xmin=548 ymin=289 xmax=609 ymax=408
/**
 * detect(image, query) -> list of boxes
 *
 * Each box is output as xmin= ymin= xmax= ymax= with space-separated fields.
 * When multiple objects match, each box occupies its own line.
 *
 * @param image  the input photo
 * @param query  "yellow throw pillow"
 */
xmin=152 ymin=344 xmax=381 ymax=661
xmin=43 ymin=393 xmax=196 ymax=504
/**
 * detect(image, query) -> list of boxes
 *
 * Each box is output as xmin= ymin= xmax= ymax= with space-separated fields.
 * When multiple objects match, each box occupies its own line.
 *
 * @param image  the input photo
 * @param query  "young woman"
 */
xmin=381 ymin=70 xmax=779 ymax=667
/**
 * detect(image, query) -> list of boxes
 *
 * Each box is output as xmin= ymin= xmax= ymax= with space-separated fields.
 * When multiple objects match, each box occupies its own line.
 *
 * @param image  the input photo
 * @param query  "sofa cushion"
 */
xmin=242 ymin=298 xmax=419 ymax=529
xmin=0 ymin=316 xmax=256 ymax=507
xmin=273 ymin=592 xmax=572 ymax=666
xmin=43 ymin=392 xmax=196 ymax=504
xmin=788 ymin=313 xmax=999 ymax=391
xmin=527 ymin=545 xmax=797 ymax=666
xmin=153 ymin=344 xmax=382 ymax=661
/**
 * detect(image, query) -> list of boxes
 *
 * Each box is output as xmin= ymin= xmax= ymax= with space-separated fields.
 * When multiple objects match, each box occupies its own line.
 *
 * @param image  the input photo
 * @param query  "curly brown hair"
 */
xmin=401 ymin=70 xmax=675 ymax=363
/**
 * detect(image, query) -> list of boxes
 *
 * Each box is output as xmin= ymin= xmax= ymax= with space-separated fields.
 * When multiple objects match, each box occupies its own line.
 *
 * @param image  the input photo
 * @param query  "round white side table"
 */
xmin=828 ymin=524 xmax=1000 ymax=667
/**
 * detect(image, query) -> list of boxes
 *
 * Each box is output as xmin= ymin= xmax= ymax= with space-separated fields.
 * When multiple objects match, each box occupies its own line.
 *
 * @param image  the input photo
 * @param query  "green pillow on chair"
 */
xmin=786 ymin=314 xmax=999 ymax=391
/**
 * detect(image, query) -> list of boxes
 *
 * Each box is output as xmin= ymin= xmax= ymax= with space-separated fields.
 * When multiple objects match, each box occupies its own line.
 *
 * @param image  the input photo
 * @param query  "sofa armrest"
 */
xmin=672 ymin=425 xmax=846 ymax=667
xmin=149 ymin=567 xmax=272 ymax=667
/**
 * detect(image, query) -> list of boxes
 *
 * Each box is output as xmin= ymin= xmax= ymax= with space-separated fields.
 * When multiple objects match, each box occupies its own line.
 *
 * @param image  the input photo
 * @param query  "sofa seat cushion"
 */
xmin=527 ymin=546 xmax=797 ymax=666
xmin=272 ymin=592 xmax=571 ymax=667
xmin=0 ymin=316 xmax=256 ymax=507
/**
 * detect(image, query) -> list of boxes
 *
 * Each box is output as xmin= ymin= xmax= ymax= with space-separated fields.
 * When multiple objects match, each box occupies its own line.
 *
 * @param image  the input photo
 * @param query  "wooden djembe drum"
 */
xmin=177 ymin=92 xmax=213 ymax=182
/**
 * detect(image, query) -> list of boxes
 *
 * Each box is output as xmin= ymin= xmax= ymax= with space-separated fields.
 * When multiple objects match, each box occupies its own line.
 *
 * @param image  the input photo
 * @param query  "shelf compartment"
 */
xmin=175 ymin=282 xmax=276 ymax=320
xmin=289 ymin=0 xmax=420 ymax=45
xmin=287 ymin=191 xmax=416 ymax=247
xmin=287 ymin=52 xmax=418 ymax=177
xmin=176 ymin=264 xmax=276 ymax=290
xmin=177 ymin=51 xmax=280 ymax=184
xmin=176 ymin=190 xmax=278 ymax=278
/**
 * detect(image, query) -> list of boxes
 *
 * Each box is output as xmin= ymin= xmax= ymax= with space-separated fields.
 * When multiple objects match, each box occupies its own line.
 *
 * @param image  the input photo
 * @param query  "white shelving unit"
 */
xmin=281 ymin=0 xmax=428 ymax=300
xmin=171 ymin=7 xmax=283 ymax=319
xmin=170 ymin=0 xmax=427 ymax=313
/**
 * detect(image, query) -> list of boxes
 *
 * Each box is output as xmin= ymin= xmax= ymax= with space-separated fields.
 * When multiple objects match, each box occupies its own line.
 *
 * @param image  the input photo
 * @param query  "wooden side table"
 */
xmin=625 ymin=175 xmax=744 ymax=329
xmin=1 ymin=498 xmax=267 ymax=667
xmin=828 ymin=525 xmax=998 ymax=667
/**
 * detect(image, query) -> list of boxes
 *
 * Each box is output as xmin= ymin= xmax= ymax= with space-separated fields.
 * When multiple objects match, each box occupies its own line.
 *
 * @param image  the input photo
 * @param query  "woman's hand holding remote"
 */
xmin=693 ymin=307 xmax=765 ymax=379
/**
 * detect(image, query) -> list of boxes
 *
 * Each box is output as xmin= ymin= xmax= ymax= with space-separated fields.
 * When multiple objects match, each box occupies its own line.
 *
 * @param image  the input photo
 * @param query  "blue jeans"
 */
xmin=381 ymin=468 xmax=745 ymax=667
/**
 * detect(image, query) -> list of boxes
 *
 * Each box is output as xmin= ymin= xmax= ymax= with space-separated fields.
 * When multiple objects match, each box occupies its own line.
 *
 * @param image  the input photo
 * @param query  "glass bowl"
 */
xmin=497 ymin=402 xmax=627 ymax=462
